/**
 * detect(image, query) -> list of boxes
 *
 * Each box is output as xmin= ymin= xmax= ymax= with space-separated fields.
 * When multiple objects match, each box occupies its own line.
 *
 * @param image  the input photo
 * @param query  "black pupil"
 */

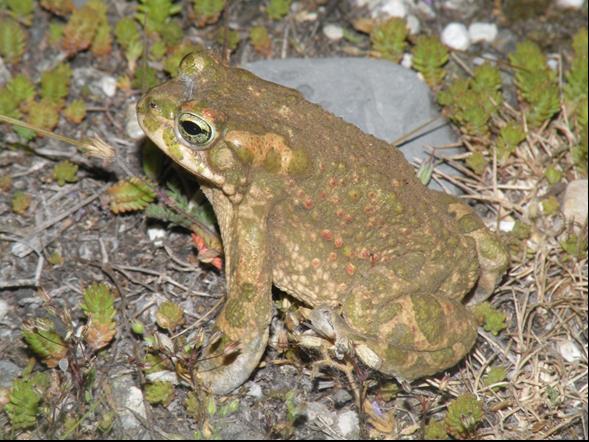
xmin=181 ymin=120 xmax=204 ymax=136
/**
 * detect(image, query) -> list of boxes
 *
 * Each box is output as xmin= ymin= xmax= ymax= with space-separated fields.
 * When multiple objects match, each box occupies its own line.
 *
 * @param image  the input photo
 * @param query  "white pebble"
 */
xmin=557 ymin=340 xmax=583 ymax=362
xmin=377 ymin=0 xmax=408 ymax=18
xmin=406 ymin=14 xmax=420 ymax=34
xmin=401 ymin=53 xmax=412 ymax=69
xmin=125 ymin=102 xmax=144 ymax=140
xmin=0 ymin=299 xmax=9 ymax=322
xmin=337 ymin=410 xmax=360 ymax=439
xmin=499 ymin=220 xmax=515 ymax=232
xmin=556 ymin=0 xmax=585 ymax=9
xmin=147 ymin=226 xmax=167 ymax=247
xmin=323 ymin=24 xmax=344 ymax=41
xmin=562 ymin=179 xmax=588 ymax=226
xmin=246 ymin=382 xmax=263 ymax=399
xmin=468 ymin=22 xmax=498 ymax=44
xmin=441 ymin=22 xmax=471 ymax=51
xmin=98 ymin=75 xmax=117 ymax=97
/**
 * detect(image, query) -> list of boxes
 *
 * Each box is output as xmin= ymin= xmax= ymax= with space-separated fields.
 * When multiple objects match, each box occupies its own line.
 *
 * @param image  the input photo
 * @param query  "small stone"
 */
xmin=246 ymin=382 xmax=263 ymax=399
xmin=0 ymin=299 xmax=8 ymax=322
xmin=305 ymin=401 xmax=336 ymax=425
xmin=147 ymin=225 xmax=167 ymax=247
xmin=468 ymin=22 xmax=498 ymax=44
xmin=556 ymin=0 xmax=585 ymax=9
xmin=98 ymin=75 xmax=117 ymax=97
xmin=377 ymin=0 xmax=408 ymax=18
xmin=323 ymin=24 xmax=344 ymax=41
xmin=441 ymin=22 xmax=471 ymax=51
xmin=557 ymin=340 xmax=583 ymax=362
xmin=499 ymin=219 xmax=515 ymax=232
xmin=0 ymin=360 xmax=21 ymax=388
xmin=562 ymin=179 xmax=588 ymax=226
xmin=126 ymin=102 xmax=144 ymax=140
xmin=406 ymin=14 xmax=420 ymax=34
xmin=112 ymin=375 xmax=147 ymax=436
xmin=401 ymin=53 xmax=412 ymax=69
xmin=332 ymin=388 xmax=353 ymax=407
xmin=337 ymin=410 xmax=360 ymax=439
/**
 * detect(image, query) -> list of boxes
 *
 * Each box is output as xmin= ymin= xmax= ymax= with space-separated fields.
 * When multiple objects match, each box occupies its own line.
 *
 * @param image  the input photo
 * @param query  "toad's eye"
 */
xmin=177 ymin=112 xmax=214 ymax=148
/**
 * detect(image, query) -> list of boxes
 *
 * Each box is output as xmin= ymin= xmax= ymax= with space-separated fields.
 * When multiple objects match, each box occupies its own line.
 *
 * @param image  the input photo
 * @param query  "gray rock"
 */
xmin=563 ymin=179 xmax=588 ymax=227
xmin=244 ymin=58 xmax=461 ymax=191
xmin=337 ymin=409 xmax=360 ymax=439
xmin=111 ymin=373 xmax=148 ymax=438
xmin=0 ymin=360 xmax=21 ymax=388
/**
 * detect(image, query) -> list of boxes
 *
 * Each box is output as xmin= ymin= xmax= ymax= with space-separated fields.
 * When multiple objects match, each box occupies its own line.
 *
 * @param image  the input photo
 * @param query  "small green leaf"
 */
xmin=156 ymin=301 xmax=185 ymax=331
xmin=483 ymin=366 xmax=507 ymax=390
xmin=144 ymin=381 xmax=174 ymax=406
xmin=541 ymin=195 xmax=560 ymax=216
xmin=473 ymin=302 xmax=507 ymax=336
xmin=412 ymin=35 xmax=448 ymax=87
xmin=108 ymin=177 xmax=157 ymax=213
xmin=370 ymin=17 xmax=408 ymax=63
xmin=266 ymin=0 xmax=291 ymax=20
xmin=444 ymin=393 xmax=483 ymax=438
xmin=53 ymin=160 xmax=79 ymax=186
xmin=0 ymin=18 xmax=26 ymax=64
xmin=5 ymin=379 xmax=42 ymax=430
xmin=544 ymin=164 xmax=562 ymax=185
xmin=466 ymin=152 xmax=487 ymax=175
xmin=12 ymin=191 xmax=31 ymax=215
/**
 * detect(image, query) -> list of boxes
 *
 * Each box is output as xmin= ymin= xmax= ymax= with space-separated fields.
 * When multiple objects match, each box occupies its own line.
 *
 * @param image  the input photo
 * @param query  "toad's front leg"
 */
xmin=196 ymin=189 xmax=273 ymax=394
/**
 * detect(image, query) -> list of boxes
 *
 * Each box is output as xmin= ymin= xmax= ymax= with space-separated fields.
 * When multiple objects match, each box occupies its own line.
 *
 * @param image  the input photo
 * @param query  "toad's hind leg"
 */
xmin=340 ymin=268 xmax=478 ymax=381
xmin=433 ymin=192 xmax=509 ymax=303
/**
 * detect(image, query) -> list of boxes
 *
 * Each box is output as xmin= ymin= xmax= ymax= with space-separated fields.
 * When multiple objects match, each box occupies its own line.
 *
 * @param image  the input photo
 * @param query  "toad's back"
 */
xmin=261 ymin=94 xmax=480 ymax=307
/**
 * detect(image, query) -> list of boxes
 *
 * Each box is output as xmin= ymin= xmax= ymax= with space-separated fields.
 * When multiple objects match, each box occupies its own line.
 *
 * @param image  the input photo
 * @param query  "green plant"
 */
xmin=41 ymin=62 xmax=73 ymax=106
xmin=53 ymin=160 xmax=79 ymax=186
xmin=472 ymin=302 xmax=507 ymax=336
xmin=6 ymin=74 xmax=36 ymax=105
xmin=0 ymin=17 xmax=26 ymax=64
xmin=137 ymin=0 xmax=182 ymax=34
xmin=438 ymin=64 xmax=503 ymax=138
xmin=12 ymin=191 xmax=31 ymax=215
xmin=411 ymin=35 xmax=448 ymax=87
xmin=266 ymin=0 xmax=291 ymax=20
xmin=26 ymin=99 xmax=61 ymax=131
xmin=22 ymin=318 xmax=68 ymax=367
xmin=483 ymin=366 xmax=507 ymax=390
xmin=250 ymin=26 xmax=272 ymax=56
xmin=560 ymin=233 xmax=588 ymax=259
xmin=544 ymin=164 xmax=562 ymax=185
xmin=63 ymin=0 xmax=109 ymax=55
xmin=64 ymin=99 xmax=87 ymax=124
xmin=115 ymin=17 xmax=144 ymax=71
xmin=497 ymin=122 xmax=526 ymax=161
xmin=465 ymin=151 xmax=487 ymax=175
xmin=81 ymin=282 xmax=117 ymax=350
xmin=144 ymin=381 xmax=175 ymax=406
xmin=564 ymin=27 xmax=588 ymax=104
xmin=194 ymin=0 xmax=226 ymax=27
xmin=5 ymin=379 xmax=42 ymax=430
xmin=370 ymin=17 xmax=408 ymax=63
xmin=40 ymin=0 xmax=75 ymax=16
xmin=6 ymin=0 xmax=35 ymax=24
xmin=424 ymin=420 xmax=448 ymax=440
xmin=108 ymin=177 xmax=157 ymax=213
xmin=541 ymin=195 xmax=560 ymax=216
xmin=444 ymin=394 xmax=483 ymax=438
xmin=156 ymin=301 xmax=185 ymax=331
xmin=509 ymin=40 xmax=560 ymax=127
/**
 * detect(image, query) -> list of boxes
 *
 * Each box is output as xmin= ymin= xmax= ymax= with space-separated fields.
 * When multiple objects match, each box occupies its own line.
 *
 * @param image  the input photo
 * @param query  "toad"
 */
xmin=136 ymin=49 xmax=509 ymax=394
